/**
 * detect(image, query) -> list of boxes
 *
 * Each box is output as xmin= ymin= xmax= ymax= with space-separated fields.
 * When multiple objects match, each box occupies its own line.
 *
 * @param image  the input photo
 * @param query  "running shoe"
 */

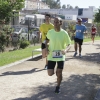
xmin=73 ymin=52 xmax=77 ymax=57
xmin=44 ymin=65 xmax=48 ymax=70
xmin=79 ymin=54 xmax=82 ymax=58
xmin=55 ymin=86 xmax=60 ymax=94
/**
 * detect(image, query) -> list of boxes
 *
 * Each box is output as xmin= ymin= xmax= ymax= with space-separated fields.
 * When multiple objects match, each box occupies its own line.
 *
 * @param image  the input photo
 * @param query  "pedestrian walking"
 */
xmin=46 ymin=17 xmax=71 ymax=93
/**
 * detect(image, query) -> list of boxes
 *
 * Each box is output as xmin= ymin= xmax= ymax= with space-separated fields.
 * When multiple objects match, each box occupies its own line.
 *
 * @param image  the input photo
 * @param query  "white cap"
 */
xmin=77 ymin=18 xmax=82 ymax=22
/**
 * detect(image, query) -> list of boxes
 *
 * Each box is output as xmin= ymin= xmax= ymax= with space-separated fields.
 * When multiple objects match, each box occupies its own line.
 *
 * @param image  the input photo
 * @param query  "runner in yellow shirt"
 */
xmin=39 ymin=14 xmax=54 ymax=69
xmin=46 ymin=17 xmax=71 ymax=93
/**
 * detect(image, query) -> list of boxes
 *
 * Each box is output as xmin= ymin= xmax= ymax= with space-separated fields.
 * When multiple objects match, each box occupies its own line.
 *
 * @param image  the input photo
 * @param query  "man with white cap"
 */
xmin=73 ymin=18 xmax=87 ymax=58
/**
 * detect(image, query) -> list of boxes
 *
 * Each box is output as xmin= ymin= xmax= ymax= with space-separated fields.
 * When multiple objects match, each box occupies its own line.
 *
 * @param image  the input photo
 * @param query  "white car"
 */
xmin=11 ymin=26 xmax=37 ymax=42
xmin=30 ymin=27 xmax=40 ymax=41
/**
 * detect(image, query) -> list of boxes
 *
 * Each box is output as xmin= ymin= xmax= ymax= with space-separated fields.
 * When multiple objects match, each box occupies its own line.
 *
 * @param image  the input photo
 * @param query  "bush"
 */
xmin=20 ymin=40 xmax=30 ymax=49
xmin=0 ymin=30 xmax=6 ymax=52
xmin=0 ymin=24 xmax=13 ymax=52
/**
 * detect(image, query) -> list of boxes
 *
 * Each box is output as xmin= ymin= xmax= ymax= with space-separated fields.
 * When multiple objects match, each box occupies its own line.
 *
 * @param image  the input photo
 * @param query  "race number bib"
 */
xmin=92 ymin=32 xmax=95 ymax=34
xmin=76 ymin=30 xmax=81 ymax=32
xmin=52 ymin=50 xmax=63 ymax=58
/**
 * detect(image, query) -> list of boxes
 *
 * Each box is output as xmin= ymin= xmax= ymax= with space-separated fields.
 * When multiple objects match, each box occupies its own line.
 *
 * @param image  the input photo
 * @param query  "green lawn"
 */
xmin=83 ymin=37 xmax=100 ymax=42
xmin=0 ymin=45 xmax=41 ymax=67
xmin=0 ymin=37 xmax=100 ymax=67
xmin=71 ymin=37 xmax=100 ymax=44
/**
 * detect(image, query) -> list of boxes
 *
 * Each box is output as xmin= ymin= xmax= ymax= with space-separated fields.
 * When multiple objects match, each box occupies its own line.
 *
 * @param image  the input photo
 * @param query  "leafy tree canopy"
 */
xmin=75 ymin=6 xmax=79 ymax=9
xmin=62 ymin=4 xmax=66 ymax=9
xmin=94 ymin=9 xmax=100 ymax=23
xmin=42 ymin=0 xmax=61 ymax=9
xmin=0 ymin=0 xmax=24 ymax=23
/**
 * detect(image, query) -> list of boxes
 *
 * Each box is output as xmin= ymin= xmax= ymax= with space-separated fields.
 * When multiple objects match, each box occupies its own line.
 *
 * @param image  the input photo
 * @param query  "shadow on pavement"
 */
xmin=93 ymin=44 xmax=100 ymax=49
xmin=83 ymin=43 xmax=90 ymax=45
xmin=0 ymin=68 xmax=44 ymax=76
xmin=13 ymin=74 xmax=100 ymax=100
xmin=79 ymin=53 xmax=100 ymax=64
xmin=27 ymin=55 xmax=42 ymax=61
xmin=67 ymin=50 xmax=75 ymax=53
xmin=65 ymin=57 xmax=75 ymax=61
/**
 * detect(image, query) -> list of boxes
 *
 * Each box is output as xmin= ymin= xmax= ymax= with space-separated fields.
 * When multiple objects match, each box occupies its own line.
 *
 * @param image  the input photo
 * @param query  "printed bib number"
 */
xmin=76 ymin=30 xmax=81 ymax=32
xmin=92 ymin=32 xmax=95 ymax=34
xmin=52 ymin=50 xmax=63 ymax=58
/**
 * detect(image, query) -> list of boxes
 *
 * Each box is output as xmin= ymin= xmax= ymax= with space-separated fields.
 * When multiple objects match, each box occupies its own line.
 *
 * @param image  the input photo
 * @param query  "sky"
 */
xmin=60 ymin=0 xmax=100 ymax=8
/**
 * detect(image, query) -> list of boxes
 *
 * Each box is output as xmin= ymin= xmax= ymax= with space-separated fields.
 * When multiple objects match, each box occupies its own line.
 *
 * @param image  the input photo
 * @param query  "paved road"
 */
xmin=0 ymin=41 xmax=100 ymax=100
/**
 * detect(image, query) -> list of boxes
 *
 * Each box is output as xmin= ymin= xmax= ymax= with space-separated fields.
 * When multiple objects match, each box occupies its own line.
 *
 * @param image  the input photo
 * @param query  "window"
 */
xmin=22 ymin=28 xmax=28 ymax=33
xmin=78 ymin=9 xmax=83 ymax=16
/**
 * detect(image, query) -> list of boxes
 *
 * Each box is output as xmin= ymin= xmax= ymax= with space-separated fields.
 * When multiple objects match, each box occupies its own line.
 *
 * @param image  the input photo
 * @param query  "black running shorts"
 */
xmin=74 ymin=38 xmax=83 ymax=45
xmin=48 ymin=61 xmax=64 ymax=69
xmin=91 ymin=34 xmax=96 ymax=36
xmin=41 ymin=43 xmax=46 ymax=49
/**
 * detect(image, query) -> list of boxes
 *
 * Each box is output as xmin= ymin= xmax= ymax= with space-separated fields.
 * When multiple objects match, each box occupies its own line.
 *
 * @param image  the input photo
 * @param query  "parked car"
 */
xmin=30 ymin=27 xmax=40 ymax=42
xmin=11 ymin=26 xmax=37 ymax=42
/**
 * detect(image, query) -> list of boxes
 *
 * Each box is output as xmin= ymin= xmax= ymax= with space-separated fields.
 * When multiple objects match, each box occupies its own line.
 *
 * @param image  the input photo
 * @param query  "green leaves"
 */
xmin=0 ymin=0 xmax=25 ymax=23
xmin=94 ymin=9 xmax=100 ymax=23
xmin=62 ymin=4 xmax=66 ymax=9
xmin=41 ymin=0 xmax=61 ymax=9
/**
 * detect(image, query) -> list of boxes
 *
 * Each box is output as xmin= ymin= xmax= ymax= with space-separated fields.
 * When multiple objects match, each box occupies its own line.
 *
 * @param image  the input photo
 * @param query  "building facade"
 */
xmin=38 ymin=6 xmax=98 ymax=22
xmin=24 ymin=0 xmax=50 ymax=10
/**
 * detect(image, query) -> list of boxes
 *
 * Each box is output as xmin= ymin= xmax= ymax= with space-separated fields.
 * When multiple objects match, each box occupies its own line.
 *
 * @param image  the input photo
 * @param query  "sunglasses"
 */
xmin=78 ymin=20 xmax=82 ymax=22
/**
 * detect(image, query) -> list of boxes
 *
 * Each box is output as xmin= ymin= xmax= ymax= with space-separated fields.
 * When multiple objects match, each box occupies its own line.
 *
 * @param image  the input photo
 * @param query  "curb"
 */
xmin=0 ymin=46 xmax=72 ymax=70
xmin=0 ymin=54 xmax=42 ymax=70
xmin=2 ymin=40 xmax=99 ymax=70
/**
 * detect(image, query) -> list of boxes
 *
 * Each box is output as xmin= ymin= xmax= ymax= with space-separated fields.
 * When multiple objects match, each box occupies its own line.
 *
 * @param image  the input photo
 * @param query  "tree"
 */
xmin=94 ymin=8 xmax=100 ymax=36
xmin=69 ymin=6 xmax=73 ymax=9
xmin=94 ymin=9 xmax=100 ymax=36
xmin=62 ymin=4 xmax=66 ymax=9
xmin=67 ymin=4 xmax=73 ymax=9
xmin=94 ymin=9 xmax=100 ymax=23
xmin=0 ymin=0 xmax=25 ymax=52
xmin=75 ymin=6 xmax=79 ymax=9
xmin=67 ymin=4 xmax=70 ymax=9
xmin=0 ymin=0 xmax=25 ymax=23
xmin=41 ymin=0 xmax=61 ymax=9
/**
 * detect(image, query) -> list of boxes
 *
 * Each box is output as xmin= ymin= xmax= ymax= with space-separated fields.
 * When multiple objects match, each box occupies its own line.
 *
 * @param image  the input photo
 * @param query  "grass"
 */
xmin=83 ymin=36 xmax=100 ymax=42
xmin=71 ymin=36 xmax=100 ymax=44
xmin=0 ymin=37 xmax=100 ymax=67
xmin=0 ymin=45 xmax=41 ymax=67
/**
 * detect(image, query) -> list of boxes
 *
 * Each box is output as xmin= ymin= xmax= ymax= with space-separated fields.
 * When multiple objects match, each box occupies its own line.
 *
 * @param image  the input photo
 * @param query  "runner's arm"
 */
xmin=65 ymin=44 xmax=71 ymax=53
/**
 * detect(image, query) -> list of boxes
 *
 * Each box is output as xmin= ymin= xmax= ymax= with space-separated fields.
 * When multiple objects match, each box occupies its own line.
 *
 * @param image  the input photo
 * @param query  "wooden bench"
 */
xmin=32 ymin=48 xmax=42 ymax=58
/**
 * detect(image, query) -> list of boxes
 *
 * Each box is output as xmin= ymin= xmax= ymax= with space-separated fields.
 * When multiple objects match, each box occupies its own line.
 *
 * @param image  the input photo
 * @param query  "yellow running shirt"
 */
xmin=39 ymin=23 xmax=54 ymax=42
xmin=46 ymin=29 xmax=71 ymax=61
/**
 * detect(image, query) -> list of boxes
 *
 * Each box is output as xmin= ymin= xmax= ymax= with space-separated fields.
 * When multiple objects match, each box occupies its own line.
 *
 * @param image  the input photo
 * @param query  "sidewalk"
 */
xmin=0 ymin=41 xmax=100 ymax=100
